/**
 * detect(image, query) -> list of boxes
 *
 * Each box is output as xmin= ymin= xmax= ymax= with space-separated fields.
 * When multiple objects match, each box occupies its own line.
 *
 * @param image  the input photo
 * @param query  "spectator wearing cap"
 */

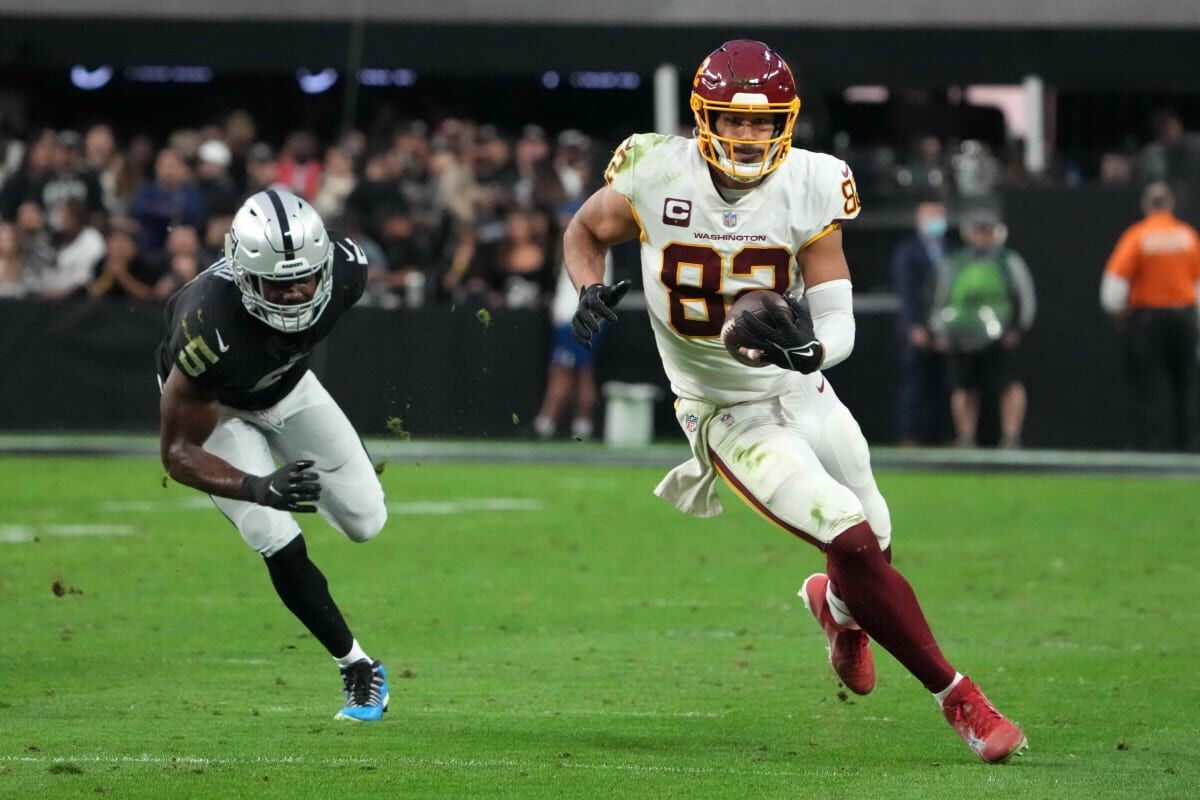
xmin=42 ymin=130 xmax=103 ymax=216
xmin=129 ymin=147 xmax=206 ymax=257
xmin=195 ymin=139 xmax=239 ymax=216
xmin=1101 ymin=181 xmax=1200 ymax=450
xmin=554 ymin=129 xmax=592 ymax=202
xmin=931 ymin=207 xmax=1036 ymax=448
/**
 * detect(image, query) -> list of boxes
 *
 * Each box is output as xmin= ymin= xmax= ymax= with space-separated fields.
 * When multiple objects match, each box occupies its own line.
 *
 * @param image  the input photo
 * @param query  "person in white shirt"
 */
xmin=40 ymin=197 xmax=105 ymax=299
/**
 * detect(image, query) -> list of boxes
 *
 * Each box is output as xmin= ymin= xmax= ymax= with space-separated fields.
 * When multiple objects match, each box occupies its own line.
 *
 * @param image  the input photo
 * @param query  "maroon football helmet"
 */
xmin=690 ymin=40 xmax=801 ymax=180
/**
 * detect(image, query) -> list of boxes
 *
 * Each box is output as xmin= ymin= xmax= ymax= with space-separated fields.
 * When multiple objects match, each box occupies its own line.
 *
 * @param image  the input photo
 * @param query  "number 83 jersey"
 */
xmin=605 ymin=133 xmax=860 ymax=406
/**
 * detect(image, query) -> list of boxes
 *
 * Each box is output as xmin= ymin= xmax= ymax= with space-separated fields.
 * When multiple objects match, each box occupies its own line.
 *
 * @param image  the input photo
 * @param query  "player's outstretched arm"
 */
xmin=159 ymin=367 xmax=320 ymax=512
xmin=563 ymin=186 xmax=640 ymax=346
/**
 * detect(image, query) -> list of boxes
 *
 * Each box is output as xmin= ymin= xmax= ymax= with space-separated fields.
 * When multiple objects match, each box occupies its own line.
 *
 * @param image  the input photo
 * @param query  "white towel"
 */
xmin=654 ymin=398 xmax=725 ymax=518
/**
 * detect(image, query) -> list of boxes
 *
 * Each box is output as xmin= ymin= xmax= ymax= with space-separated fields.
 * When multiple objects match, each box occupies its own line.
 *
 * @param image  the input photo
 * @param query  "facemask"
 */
xmin=920 ymin=217 xmax=947 ymax=238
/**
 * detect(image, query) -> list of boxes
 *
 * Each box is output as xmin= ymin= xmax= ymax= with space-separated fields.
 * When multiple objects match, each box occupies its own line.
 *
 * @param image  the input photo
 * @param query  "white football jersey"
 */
xmin=605 ymin=133 xmax=860 ymax=405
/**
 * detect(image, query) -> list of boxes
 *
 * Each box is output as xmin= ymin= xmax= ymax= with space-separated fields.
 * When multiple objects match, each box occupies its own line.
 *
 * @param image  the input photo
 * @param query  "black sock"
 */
xmin=263 ymin=534 xmax=354 ymax=658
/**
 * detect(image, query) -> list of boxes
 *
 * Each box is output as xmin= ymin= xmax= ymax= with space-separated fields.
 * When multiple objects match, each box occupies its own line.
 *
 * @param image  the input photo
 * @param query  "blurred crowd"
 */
xmin=0 ymin=113 xmax=601 ymax=309
xmin=2 ymin=105 xmax=1198 ymax=310
xmin=840 ymin=108 xmax=1200 ymax=206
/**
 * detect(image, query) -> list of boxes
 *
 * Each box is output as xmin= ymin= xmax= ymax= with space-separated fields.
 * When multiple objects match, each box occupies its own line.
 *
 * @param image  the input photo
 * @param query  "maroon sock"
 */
xmin=825 ymin=521 xmax=956 ymax=692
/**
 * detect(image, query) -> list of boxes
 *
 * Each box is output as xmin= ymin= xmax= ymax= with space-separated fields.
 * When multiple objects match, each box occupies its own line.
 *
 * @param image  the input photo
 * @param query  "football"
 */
xmin=721 ymin=289 xmax=795 ymax=368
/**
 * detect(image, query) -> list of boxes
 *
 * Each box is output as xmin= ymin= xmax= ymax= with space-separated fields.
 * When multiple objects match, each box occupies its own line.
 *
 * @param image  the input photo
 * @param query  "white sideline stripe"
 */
xmin=386 ymin=498 xmax=544 ymax=515
xmin=0 ymin=526 xmax=34 ymax=543
xmin=0 ymin=523 xmax=136 ymax=543
xmin=412 ymin=708 xmax=722 ymax=718
xmin=100 ymin=498 xmax=213 ymax=512
xmin=44 ymin=524 xmax=137 ymax=536
xmin=95 ymin=497 xmax=544 ymax=515
xmin=0 ymin=753 xmax=808 ymax=778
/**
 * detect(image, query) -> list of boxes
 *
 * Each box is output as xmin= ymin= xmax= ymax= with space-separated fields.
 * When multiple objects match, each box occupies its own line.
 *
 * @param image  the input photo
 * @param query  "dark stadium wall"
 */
xmin=0 ymin=177 xmax=1148 ymax=452
xmin=3 ymin=17 xmax=1200 ymax=90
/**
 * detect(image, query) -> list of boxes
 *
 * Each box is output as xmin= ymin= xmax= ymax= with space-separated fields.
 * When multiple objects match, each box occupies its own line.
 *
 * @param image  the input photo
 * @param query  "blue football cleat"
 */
xmin=334 ymin=659 xmax=389 ymax=721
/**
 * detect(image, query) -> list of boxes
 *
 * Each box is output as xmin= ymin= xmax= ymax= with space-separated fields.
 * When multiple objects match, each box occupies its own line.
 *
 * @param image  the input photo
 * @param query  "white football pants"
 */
xmin=203 ymin=370 xmax=387 ymax=557
xmin=698 ymin=371 xmax=891 ymax=550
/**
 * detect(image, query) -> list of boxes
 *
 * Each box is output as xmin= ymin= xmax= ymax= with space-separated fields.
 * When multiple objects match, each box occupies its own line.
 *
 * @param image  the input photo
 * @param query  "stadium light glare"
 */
xmin=843 ymin=86 xmax=890 ymax=104
xmin=568 ymin=71 xmax=640 ymax=90
xmin=124 ymin=66 xmax=214 ymax=84
xmin=541 ymin=71 xmax=560 ymax=90
xmin=70 ymin=65 xmax=113 ymax=91
xmin=357 ymin=68 xmax=418 ymax=87
xmin=297 ymin=68 xmax=338 ymax=95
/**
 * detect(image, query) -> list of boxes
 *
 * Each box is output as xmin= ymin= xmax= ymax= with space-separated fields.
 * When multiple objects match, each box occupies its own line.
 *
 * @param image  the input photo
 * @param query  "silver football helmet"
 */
xmin=225 ymin=189 xmax=333 ymax=333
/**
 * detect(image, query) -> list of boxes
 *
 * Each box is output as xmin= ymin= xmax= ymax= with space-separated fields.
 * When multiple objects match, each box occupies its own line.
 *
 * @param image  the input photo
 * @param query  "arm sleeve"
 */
xmin=1006 ymin=251 xmax=1037 ymax=331
xmin=806 ymin=278 xmax=855 ymax=369
xmin=1101 ymin=273 xmax=1130 ymax=315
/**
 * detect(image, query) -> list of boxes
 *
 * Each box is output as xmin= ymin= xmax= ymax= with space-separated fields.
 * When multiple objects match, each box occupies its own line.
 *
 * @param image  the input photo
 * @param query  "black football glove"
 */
xmin=240 ymin=459 xmax=321 ymax=513
xmin=738 ymin=293 xmax=825 ymax=374
xmin=572 ymin=280 xmax=632 ymax=347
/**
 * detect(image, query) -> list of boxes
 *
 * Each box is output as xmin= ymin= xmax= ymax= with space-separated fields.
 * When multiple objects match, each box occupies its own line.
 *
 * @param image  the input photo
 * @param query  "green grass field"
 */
xmin=1 ymin=456 xmax=1197 ymax=799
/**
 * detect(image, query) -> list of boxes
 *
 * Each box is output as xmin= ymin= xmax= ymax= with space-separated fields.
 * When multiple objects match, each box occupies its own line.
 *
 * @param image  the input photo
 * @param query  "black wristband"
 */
xmin=240 ymin=474 xmax=263 ymax=504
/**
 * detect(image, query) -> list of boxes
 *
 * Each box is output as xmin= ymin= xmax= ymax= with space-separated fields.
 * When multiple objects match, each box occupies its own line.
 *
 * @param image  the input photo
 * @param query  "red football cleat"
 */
xmin=800 ymin=573 xmax=875 ymax=695
xmin=940 ymin=677 xmax=1028 ymax=763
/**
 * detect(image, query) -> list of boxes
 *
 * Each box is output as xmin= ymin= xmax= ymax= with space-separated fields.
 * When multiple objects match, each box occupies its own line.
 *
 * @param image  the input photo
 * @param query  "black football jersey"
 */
xmin=155 ymin=231 xmax=367 ymax=410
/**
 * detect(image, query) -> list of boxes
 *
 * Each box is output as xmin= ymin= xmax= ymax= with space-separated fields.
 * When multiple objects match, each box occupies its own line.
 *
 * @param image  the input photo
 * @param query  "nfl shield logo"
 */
xmin=684 ymin=414 xmax=699 ymax=432
xmin=723 ymin=211 xmax=737 ymax=228
xmin=720 ymin=413 xmax=734 ymax=427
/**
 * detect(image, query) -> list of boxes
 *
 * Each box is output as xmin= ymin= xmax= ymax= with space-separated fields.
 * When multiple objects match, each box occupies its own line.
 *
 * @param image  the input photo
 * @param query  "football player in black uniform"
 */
xmin=157 ymin=189 xmax=388 ymax=721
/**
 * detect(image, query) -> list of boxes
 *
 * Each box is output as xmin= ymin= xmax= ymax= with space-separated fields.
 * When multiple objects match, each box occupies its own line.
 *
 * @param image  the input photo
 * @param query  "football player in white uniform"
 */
xmin=563 ymin=40 xmax=1026 ymax=763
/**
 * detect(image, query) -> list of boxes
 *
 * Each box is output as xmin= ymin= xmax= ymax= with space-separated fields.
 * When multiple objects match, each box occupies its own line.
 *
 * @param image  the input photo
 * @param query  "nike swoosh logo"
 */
xmin=817 ymin=377 xmax=826 ymax=393
xmin=268 ymin=485 xmax=282 ymax=497
xmin=215 ymin=329 xmax=230 ymax=353
xmin=796 ymin=347 xmax=815 ymax=358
